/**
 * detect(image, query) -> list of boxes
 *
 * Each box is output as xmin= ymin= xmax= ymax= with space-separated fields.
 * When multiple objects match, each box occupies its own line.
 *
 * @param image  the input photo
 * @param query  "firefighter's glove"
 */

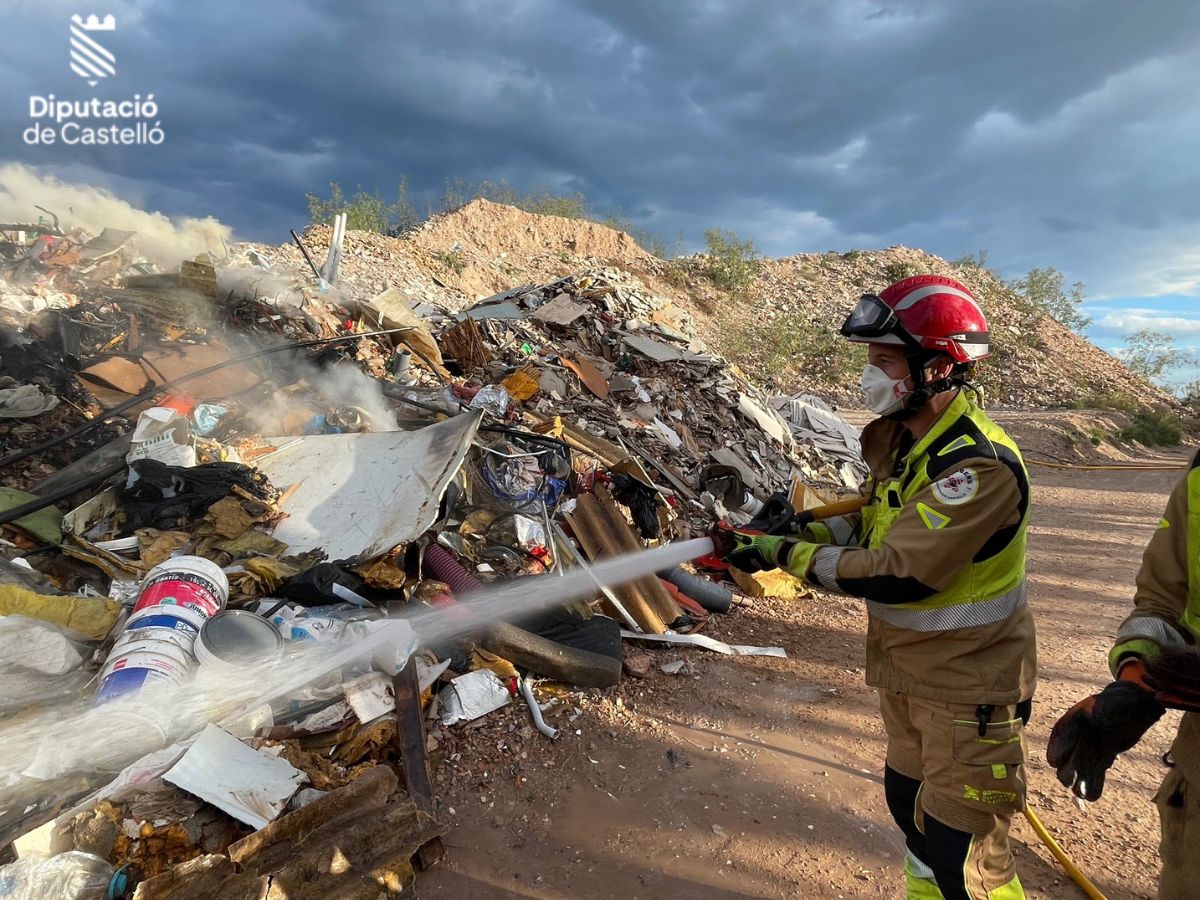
xmin=717 ymin=529 xmax=788 ymax=573
xmin=1047 ymin=679 xmax=1165 ymax=801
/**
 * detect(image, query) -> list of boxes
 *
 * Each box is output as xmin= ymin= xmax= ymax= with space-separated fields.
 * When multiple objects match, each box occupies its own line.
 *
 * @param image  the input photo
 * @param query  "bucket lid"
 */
xmin=197 ymin=610 xmax=282 ymax=666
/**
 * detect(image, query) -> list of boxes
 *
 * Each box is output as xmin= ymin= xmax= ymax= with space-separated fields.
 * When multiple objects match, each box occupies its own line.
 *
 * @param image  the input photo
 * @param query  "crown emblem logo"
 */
xmin=70 ymin=13 xmax=117 ymax=86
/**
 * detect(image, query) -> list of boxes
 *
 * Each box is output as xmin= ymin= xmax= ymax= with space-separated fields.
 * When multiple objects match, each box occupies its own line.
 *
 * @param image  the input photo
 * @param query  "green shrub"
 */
xmin=703 ymin=229 xmax=761 ymax=294
xmin=1007 ymin=267 xmax=1090 ymax=333
xmin=662 ymin=261 xmax=690 ymax=289
xmin=1119 ymin=409 xmax=1183 ymax=446
xmin=1061 ymin=390 xmax=1139 ymax=413
xmin=953 ymin=250 xmax=989 ymax=269
xmin=432 ymin=248 xmax=466 ymax=275
xmin=306 ymin=180 xmax=419 ymax=235
xmin=442 ymin=177 xmax=588 ymax=219
xmin=1119 ymin=329 xmax=1195 ymax=385
xmin=724 ymin=312 xmax=865 ymax=387
xmin=308 ymin=176 xmax=673 ymax=256
xmin=883 ymin=261 xmax=920 ymax=283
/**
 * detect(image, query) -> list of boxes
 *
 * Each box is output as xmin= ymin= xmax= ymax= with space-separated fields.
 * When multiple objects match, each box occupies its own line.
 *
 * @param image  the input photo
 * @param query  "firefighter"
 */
xmin=717 ymin=275 xmax=1036 ymax=899
xmin=1048 ymin=452 xmax=1200 ymax=899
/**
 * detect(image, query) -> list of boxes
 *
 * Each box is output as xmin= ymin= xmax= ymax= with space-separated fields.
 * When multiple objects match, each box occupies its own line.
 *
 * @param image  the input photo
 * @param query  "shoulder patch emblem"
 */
xmin=931 ymin=467 xmax=979 ymax=505
xmin=917 ymin=502 xmax=951 ymax=530
xmin=937 ymin=435 xmax=976 ymax=456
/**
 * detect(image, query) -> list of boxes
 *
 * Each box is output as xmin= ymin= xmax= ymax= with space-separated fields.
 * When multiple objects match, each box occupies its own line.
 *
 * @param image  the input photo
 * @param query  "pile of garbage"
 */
xmin=0 ymin=215 xmax=865 ymax=897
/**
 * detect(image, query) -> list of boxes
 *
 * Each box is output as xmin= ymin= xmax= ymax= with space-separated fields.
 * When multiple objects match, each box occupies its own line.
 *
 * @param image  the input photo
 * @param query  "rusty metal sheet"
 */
xmin=255 ymin=412 xmax=481 ymax=561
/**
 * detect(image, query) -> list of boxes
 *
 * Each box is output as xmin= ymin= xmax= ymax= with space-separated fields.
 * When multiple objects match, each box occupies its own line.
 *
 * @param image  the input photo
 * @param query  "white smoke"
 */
xmin=309 ymin=360 xmax=400 ymax=432
xmin=0 ymin=163 xmax=232 ymax=267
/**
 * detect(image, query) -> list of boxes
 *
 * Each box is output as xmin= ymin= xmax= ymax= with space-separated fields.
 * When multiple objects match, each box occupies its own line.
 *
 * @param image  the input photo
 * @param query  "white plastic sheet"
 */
xmin=255 ymin=412 xmax=481 ymax=560
xmin=164 ymin=724 xmax=305 ymax=830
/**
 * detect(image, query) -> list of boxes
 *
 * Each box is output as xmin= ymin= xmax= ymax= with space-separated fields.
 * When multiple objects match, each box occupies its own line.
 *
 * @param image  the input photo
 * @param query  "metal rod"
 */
xmin=289 ymin=229 xmax=323 ymax=282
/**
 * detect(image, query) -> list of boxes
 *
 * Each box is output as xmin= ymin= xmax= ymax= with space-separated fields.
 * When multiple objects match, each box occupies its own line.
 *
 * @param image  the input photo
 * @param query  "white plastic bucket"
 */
xmin=134 ymin=556 xmax=229 ymax=617
xmin=127 ymin=602 xmax=209 ymax=632
xmin=112 ymin=624 xmax=197 ymax=655
xmin=87 ymin=704 xmax=174 ymax=755
xmin=194 ymin=610 xmax=282 ymax=671
xmin=124 ymin=605 xmax=204 ymax=656
xmin=94 ymin=649 xmax=192 ymax=704
xmin=101 ymin=639 xmax=194 ymax=678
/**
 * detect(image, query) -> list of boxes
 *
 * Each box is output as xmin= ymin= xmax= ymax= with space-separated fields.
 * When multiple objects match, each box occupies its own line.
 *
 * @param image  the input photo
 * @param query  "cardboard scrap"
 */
xmin=562 ymin=356 xmax=610 ymax=400
xmin=532 ymin=294 xmax=589 ymax=326
xmin=361 ymin=287 xmax=447 ymax=373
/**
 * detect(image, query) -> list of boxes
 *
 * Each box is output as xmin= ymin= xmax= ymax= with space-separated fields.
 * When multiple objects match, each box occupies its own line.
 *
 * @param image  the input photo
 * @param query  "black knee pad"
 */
xmin=884 ymin=765 xmax=927 ymax=860
xmin=924 ymin=814 xmax=975 ymax=900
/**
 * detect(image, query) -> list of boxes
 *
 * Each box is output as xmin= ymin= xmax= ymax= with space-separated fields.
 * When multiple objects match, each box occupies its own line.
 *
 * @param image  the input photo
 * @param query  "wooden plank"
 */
xmin=393 ymin=657 xmax=446 ymax=870
xmin=393 ymin=658 xmax=434 ymax=815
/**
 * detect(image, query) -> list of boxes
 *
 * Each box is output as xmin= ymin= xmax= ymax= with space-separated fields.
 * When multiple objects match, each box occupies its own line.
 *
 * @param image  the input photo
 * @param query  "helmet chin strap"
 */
xmin=885 ymin=354 xmax=957 ymax=421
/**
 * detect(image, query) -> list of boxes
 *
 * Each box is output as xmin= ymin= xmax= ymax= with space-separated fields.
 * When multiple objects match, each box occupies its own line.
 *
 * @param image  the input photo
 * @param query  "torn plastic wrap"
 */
xmin=0 ymin=616 xmax=93 ymax=713
xmin=0 ymin=851 xmax=114 ymax=900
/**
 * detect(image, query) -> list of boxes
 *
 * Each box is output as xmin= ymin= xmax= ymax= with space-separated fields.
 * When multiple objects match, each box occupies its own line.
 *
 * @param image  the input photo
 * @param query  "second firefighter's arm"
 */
xmin=1108 ymin=459 xmax=1197 ymax=675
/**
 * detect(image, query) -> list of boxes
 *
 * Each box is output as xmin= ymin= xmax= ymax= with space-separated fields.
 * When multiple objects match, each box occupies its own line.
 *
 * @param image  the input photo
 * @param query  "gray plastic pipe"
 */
xmin=660 ymin=566 xmax=733 ymax=614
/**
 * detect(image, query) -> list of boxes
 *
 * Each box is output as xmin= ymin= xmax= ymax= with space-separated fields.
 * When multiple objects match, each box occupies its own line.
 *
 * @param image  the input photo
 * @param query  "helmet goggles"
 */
xmin=840 ymin=294 xmax=920 ymax=350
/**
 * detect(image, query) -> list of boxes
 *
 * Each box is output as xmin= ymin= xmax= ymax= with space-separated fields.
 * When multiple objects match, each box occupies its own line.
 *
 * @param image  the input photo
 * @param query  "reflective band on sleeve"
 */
xmin=1115 ymin=615 xmax=1188 ymax=649
xmin=866 ymin=581 xmax=1027 ymax=632
xmin=825 ymin=515 xmax=857 ymax=546
xmin=811 ymin=546 xmax=845 ymax=591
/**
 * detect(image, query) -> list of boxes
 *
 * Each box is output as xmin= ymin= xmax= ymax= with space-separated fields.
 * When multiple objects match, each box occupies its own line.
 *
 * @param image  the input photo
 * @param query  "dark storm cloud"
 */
xmin=4 ymin=0 xmax=1200 ymax=297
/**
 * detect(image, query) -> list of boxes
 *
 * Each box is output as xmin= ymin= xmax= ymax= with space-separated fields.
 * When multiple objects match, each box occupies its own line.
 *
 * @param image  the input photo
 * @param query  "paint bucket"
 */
xmin=101 ymin=638 xmax=194 ymax=677
xmin=87 ymin=704 xmax=174 ymax=759
xmin=134 ymin=556 xmax=229 ymax=618
xmin=194 ymin=610 xmax=283 ymax=671
xmin=94 ymin=624 xmax=196 ymax=705
xmin=95 ymin=648 xmax=193 ymax=704
xmin=112 ymin=623 xmax=198 ymax=655
xmin=126 ymin=602 xmax=208 ymax=635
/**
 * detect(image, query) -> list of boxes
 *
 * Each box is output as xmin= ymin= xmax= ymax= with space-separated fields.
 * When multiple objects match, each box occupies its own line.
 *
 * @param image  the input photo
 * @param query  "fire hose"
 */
xmin=1022 ymin=803 xmax=1107 ymax=899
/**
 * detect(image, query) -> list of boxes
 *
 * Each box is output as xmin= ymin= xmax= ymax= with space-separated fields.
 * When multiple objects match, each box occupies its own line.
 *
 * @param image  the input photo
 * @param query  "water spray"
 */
xmin=0 ymin=538 xmax=716 ymax=820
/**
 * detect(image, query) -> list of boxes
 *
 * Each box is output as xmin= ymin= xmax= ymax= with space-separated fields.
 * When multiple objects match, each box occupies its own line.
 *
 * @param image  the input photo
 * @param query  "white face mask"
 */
xmin=861 ymin=364 xmax=910 ymax=415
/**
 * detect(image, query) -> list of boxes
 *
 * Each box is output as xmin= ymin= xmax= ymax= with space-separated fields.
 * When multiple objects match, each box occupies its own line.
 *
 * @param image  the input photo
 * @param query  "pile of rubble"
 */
xmin=249 ymin=202 xmax=1174 ymax=412
xmin=0 ymin=212 xmax=863 ymax=897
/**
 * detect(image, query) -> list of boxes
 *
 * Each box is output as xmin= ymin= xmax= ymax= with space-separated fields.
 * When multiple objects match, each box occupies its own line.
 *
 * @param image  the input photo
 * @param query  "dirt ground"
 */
xmin=420 ymin=443 xmax=1193 ymax=899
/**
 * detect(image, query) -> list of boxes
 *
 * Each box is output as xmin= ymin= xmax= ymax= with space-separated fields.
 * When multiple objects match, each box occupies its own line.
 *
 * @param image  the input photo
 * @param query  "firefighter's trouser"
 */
xmin=1157 ymin=712 xmax=1200 ymax=898
xmin=881 ymin=690 xmax=1027 ymax=899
